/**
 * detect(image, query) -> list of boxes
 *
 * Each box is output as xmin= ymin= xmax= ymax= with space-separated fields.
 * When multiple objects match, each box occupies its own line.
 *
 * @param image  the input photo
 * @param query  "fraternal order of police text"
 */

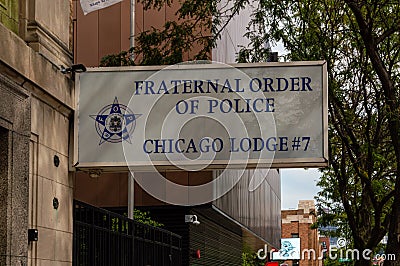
xmin=132 ymin=76 xmax=314 ymax=96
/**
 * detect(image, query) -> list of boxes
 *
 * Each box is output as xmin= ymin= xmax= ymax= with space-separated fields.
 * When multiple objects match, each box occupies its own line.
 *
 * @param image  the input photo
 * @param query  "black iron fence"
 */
xmin=73 ymin=200 xmax=182 ymax=266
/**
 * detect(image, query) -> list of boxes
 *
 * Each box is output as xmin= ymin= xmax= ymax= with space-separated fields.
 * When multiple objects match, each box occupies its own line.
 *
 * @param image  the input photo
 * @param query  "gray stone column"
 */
xmin=0 ymin=72 xmax=30 ymax=266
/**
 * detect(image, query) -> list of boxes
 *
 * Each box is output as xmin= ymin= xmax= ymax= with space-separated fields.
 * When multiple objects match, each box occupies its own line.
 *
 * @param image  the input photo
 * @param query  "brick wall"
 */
xmin=281 ymin=200 xmax=321 ymax=266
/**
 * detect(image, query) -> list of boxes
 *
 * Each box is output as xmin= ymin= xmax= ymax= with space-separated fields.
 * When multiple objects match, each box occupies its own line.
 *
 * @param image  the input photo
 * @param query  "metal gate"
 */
xmin=73 ymin=200 xmax=182 ymax=266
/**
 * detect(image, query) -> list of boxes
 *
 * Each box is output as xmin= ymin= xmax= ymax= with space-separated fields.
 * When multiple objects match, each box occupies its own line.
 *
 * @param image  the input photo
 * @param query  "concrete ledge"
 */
xmin=0 ymin=23 xmax=74 ymax=110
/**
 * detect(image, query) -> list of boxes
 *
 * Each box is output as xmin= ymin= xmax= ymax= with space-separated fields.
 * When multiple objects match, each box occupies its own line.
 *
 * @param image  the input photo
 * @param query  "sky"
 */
xmin=270 ymin=42 xmax=323 ymax=210
xmin=280 ymin=168 xmax=322 ymax=210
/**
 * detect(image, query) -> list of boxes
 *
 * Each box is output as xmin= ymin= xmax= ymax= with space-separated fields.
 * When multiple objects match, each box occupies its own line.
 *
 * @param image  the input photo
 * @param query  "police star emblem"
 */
xmin=90 ymin=97 xmax=141 ymax=145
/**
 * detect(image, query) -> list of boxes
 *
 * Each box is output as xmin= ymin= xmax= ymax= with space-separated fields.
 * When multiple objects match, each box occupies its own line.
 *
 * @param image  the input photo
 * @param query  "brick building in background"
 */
xmin=281 ymin=200 xmax=321 ymax=266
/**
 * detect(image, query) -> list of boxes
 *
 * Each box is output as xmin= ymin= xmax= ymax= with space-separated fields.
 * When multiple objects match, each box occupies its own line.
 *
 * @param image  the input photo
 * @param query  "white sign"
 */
xmin=74 ymin=62 xmax=328 ymax=170
xmin=272 ymin=238 xmax=301 ymax=260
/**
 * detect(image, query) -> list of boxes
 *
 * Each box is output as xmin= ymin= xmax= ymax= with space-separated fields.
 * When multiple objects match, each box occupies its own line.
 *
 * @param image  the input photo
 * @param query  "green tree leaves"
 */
xmin=100 ymin=0 xmax=400 ymax=263
xmin=134 ymin=209 xmax=164 ymax=227
xmin=246 ymin=0 xmax=400 ymax=263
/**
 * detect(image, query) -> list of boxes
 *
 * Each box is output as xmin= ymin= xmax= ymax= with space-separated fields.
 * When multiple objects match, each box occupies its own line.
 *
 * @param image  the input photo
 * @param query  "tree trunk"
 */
xmin=384 ymin=180 xmax=400 ymax=266
xmin=344 ymin=2 xmax=400 ymax=265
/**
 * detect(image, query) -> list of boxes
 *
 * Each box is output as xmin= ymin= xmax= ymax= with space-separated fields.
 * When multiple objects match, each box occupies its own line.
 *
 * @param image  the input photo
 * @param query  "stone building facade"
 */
xmin=0 ymin=0 xmax=74 ymax=265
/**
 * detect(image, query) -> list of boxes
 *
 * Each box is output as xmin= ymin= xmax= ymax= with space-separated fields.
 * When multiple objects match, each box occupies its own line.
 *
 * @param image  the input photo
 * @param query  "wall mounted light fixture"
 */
xmin=185 ymin=214 xmax=200 ymax=225
xmin=60 ymin=64 xmax=87 ymax=74
xmin=89 ymin=169 xmax=102 ymax=178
